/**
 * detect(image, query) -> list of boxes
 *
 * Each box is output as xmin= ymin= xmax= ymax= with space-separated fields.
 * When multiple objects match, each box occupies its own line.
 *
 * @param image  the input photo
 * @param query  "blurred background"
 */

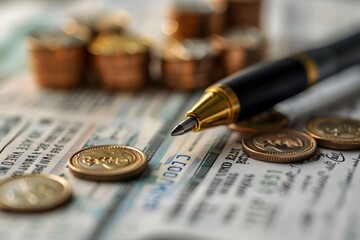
xmin=0 ymin=0 xmax=360 ymax=90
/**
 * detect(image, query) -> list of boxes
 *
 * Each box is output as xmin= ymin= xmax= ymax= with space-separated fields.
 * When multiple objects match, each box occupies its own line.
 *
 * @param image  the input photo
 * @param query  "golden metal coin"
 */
xmin=0 ymin=174 xmax=71 ymax=212
xmin=305 ymin=116 xmax=360 ymax=150
xmin=68 ymin=145 xmax=148 ymax=181
xmin=88 ymin=33 xmax=150 ymax=56
xmin=228 ymin=110 xmax=288 ymax=134
xmin=242 ymin=129 xmax=317 ymax=163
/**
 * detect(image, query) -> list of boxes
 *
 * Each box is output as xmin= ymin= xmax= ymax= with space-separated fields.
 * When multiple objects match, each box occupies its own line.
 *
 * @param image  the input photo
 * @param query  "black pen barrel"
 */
xmin=220 ymin=31 xmax=360 ymax=121
xmin=305 ymin=31 xmax=360 ymax=80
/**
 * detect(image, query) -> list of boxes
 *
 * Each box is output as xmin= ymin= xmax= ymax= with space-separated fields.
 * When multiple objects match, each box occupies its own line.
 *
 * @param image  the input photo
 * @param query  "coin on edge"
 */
xmin=0 ymin=174 xmax=71 ymax=212
xmin=305 ymin=116 xmax=360 ymax=150
xmin=68 ymin=145 xmax=148 ymax=181
xmin=242 ymin=129 xmax=317 ymax=163
xmin=228 ymin=109 xmax=288 ymax=134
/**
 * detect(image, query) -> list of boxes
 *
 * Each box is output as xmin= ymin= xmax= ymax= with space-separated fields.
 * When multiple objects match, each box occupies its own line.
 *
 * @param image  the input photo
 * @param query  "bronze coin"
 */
xmin=242 ymin=129 xmax=317 ymax=163
xmin=305 ymin=116 xmax=360 ymax=150
xmin=229 ymin=110 xmax=288 ymax=134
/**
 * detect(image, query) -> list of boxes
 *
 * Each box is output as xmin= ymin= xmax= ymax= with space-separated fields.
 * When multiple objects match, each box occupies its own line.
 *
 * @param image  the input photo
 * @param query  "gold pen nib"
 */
xmin=171 ymin=117 xmax=197 ymax=136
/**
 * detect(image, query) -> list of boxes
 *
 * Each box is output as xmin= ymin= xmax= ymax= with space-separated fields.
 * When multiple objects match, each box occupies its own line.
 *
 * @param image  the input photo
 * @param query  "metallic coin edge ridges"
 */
xmin=68 ymin=145 xmax=148 ymax=177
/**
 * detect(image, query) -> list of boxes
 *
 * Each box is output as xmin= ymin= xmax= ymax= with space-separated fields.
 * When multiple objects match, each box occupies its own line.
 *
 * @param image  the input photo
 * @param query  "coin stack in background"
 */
xmin=27 ymin=1 xmax=266 ymax=91
xmin=89 ymin=33 xmax=151 ymax=91
xmin=27 ymin=10 xmax=152 ymax=90
xmin=214 ymin=27 xmax=266 ymax=75
xmin=160 ymin=0 xmax=226 ymax=90
xmin=28 ymin=30 xmax=87 ymax=88
xmin=160 ymin=0 xmax=266 ymax=90
xmin=226 ymin=0 xmax=262 ymax=28
xmin=161 ymin=39 xmax=219 ymax=90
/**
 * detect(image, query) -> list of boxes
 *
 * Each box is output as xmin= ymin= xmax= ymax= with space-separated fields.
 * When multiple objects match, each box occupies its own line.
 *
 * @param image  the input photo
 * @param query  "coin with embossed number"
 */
xmin=68 ymin=145 xmax=148 ymax=181
xmin=0 ymin=174 xmax=71 ymax=212
xmin=242 ymin=129 xmax=317 ymax=163
xmin=228 ymin=109 xmax=288 ymax=134
xmin=305 ymin=116 xmax=360 ymax=150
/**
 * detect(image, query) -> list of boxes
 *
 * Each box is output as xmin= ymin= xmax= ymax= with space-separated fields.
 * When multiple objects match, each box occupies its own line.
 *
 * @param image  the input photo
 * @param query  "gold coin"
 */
xmin=228 ymin=110 xmax=288 ymax=134
xmin=68 ymin=145 xmax=148 ymax=181
xmin=242 ymin=129 xmax=317 ymax=163
xmin=305 ymin=116 xmax=360 ymax=150
xmin=0 ymin=174 xmax=71 ymax=212
xmin=88 ymin=33 xmax=150 ymax=56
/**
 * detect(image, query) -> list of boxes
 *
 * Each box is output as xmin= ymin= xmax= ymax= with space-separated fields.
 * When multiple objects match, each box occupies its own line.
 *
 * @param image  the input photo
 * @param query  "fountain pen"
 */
xmin=171 ymin=31 xmax=360 ymax=136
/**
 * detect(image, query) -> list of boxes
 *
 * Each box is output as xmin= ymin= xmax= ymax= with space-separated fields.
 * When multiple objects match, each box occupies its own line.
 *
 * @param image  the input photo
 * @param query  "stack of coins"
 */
xmin=88 ymin=33 xmax=151 ymax=91
xmin=0 ymin=174 xmax=71 ymax=212
xmin=68 ymin=145 xmax=148 ymax=181
xmin=163 ymin=1 xmax=226 ymax=40
xmin=215 ymin=27 xmax=266 ymax=75
xmin=27 ymin=30 xmax=87 ymax=88
xmin=226 ymin=0 xmax=262 ymax=29
xmin=161 ymin=39 xmax=219 ymax=90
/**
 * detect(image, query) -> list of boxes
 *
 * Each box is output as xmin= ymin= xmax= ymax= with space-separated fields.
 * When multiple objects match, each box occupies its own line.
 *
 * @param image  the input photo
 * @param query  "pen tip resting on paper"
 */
xmin=171 ymin=117 xmax=197 ymax=136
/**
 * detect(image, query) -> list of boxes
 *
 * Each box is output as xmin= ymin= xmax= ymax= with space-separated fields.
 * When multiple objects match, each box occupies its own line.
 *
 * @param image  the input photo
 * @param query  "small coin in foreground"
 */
xmin=68 ymin=145 xmax=148 ymax=181
xmin=0 ymin=174 xmax=71 ymax=212
xmin=242 ymin=129 xmax=317 ymax=163
xmin=305 ymin=116 xmax=360 ymax=150
xmin=228 ymin=110 xmax=288 ymax=134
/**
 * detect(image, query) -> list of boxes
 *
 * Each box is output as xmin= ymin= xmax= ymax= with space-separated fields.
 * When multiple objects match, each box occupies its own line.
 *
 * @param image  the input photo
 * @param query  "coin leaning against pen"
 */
xmin=68 ymin=145 xmax=148 ymax=181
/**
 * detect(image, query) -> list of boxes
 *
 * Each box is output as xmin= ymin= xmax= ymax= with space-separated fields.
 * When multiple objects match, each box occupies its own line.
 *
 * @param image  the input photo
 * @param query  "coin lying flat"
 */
xmin=242 ymin=129 xmax=317 ymax=163
xmin=228 ymin=110 xmax=288 ymax=134
xmin=305 ymin=116 xmax=360 ymax=150
xmin=68 ymin=145 xmax=148 ymax=181
xmin=0 ymin=174 xmax=71 ymax=212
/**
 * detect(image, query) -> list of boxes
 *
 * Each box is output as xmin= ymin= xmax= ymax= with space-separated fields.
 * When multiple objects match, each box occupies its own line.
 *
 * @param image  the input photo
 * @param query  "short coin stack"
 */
xmin=89 ymin=33 xmax=151 ymax=91
xmin=28 ymin=30 xmax=87 ymax=88
xmin=161 ymin=39 xmax=219 ymax=90
xmin=230 ymin=111 xmax=360 ymax=163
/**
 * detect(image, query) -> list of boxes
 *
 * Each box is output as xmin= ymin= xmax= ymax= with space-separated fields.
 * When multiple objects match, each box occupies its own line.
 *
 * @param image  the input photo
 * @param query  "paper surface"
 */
xmin=0 ymin=67 xmax=359 ymax=240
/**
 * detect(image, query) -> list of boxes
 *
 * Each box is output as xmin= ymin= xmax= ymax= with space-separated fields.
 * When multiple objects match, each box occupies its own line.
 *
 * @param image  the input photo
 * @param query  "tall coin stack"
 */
xmin=161 ymin=1 xmax=227 ymax=90
xmin=27 ymin=30 xmax=87 ymax=88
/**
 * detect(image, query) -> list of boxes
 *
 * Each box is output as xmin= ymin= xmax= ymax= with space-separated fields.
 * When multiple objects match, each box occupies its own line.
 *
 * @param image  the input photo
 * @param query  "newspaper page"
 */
xmin=0 ymin=65 xmax=359 ymax=240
